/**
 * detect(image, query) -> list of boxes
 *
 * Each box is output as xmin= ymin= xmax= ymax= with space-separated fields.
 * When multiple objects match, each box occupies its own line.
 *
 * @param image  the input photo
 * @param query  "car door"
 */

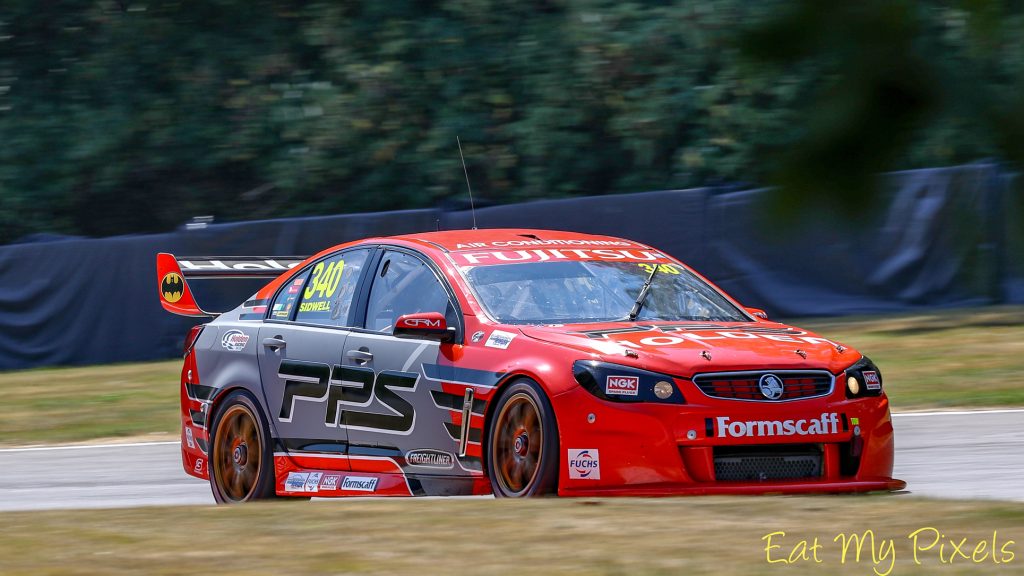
xmin=342 ymin=247 xmax=465 ymax=480
xmin=257 ymin=247 xmax=373 ymax=467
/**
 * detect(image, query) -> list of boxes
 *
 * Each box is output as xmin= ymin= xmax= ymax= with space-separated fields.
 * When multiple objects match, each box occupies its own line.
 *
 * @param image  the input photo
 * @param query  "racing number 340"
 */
xmin=278 ymin=360 xmax=417 ymax=433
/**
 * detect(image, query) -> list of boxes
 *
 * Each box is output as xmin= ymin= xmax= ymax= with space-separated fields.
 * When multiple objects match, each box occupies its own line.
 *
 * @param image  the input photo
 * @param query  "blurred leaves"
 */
xmin=1 ymin=1 xmax=1023 ymax=243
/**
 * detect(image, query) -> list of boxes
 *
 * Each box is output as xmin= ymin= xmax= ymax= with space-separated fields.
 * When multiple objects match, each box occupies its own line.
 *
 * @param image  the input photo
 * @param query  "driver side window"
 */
xmin=364 ymin=250 xmax=454 ymax=332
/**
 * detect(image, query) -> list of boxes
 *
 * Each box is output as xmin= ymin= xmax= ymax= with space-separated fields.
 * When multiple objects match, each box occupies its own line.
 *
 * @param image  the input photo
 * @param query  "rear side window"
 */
xmin=289 ymin=249 xmax=370 ymax=327
xmin=364 ymin=250 xmax=455 ymax=332
xmin=269 ymin=269 xmax=310 ymax=320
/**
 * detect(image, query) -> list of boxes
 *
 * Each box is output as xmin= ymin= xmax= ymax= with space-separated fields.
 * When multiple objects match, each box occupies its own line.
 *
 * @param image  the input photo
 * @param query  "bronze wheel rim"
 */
xmin=492 ymin=393 xmax=543 ymax=497
xmin=213 ymin=404 xmax=262 ymax=502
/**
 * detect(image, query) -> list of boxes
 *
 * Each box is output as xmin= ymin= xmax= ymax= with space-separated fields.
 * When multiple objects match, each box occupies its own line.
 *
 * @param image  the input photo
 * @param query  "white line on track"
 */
xmin=892 ymin=408 xmax=1024 ymax=417
xmin=0 ymin=441 xmax=180 ymax=453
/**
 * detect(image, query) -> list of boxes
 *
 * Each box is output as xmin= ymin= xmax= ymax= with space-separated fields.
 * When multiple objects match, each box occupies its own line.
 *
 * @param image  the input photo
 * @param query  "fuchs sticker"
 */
xmin=221 ymin=330 xmax=250 ymax=351
xmin=406 ymin=449 xmax=454 ymax=469
xmin=184 ymin=427 xmax=195 ymax=449
xmin=304 ymin=472 xmax=323 ymax=493
xmin=606 ymin=375 xmax=639 ymax=396
xmin=714 ymin=413 xmax=840 ymax=438
xmin=568 ymin=449 xmax=600 ymax=480
xmin=319 ymin=474 xmax=341 ymax=491
xmin=285 ymin=472 xmax=309 ymax=492
xmin=341 ymin=476 xmax=379 ymax=492
xmin=863 ymin=371 xmax=881 ymax=390
xmin=485 ymin=330 xmax=517 ymax=349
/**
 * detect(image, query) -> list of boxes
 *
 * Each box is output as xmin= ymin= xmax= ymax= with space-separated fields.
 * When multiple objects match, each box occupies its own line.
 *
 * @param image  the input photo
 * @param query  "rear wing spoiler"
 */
xmin=157 ymin=253 xmax=307 ymax=317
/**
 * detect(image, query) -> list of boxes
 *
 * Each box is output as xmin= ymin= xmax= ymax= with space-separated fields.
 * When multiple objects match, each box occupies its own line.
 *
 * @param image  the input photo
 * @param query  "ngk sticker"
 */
xmin=568 ymin=449 xmax=601 ymax=480
xmin=863 ymin=371 xmax=881 ymax=390
xmin=606 ymin=375 xmax=639 ymax=396
xmin=713 ymin=413 xmax=841 ymax=438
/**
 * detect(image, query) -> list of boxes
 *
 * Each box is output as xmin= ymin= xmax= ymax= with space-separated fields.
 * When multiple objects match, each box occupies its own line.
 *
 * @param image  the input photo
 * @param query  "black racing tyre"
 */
xmin=208 ymin=390 xmax=277 ymax=504
xmin=486 ymin=379 xmax=559 ymax=497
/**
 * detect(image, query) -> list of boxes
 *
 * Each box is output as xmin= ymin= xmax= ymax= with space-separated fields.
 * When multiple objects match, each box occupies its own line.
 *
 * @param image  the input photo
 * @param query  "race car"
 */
xmin=157 ymin=229 xmax=905 ymax=502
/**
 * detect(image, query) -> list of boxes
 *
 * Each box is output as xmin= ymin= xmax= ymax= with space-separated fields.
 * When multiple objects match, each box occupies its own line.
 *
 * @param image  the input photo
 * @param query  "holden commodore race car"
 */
xmin=157 ymin=229 xmax=904 ymax=502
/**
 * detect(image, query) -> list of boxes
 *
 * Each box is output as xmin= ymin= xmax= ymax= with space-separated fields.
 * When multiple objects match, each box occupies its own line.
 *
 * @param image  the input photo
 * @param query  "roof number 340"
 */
xmin=304 ymin=260 xmax=345 ymax=300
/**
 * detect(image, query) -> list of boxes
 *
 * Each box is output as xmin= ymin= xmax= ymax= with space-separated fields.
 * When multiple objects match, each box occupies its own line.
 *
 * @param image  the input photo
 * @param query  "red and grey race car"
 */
xmin=157 ymin=229 xmax=904 ymax=502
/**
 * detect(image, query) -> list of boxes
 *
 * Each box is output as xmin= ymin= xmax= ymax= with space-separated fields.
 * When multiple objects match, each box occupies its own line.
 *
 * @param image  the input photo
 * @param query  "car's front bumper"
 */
xmin=552 ymin=385 xmax=903 ymax=496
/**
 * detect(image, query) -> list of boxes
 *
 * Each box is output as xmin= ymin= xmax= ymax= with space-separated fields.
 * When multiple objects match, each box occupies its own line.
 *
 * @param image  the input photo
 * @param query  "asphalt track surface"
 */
xmin=0 ymin=410 xmax=1021 ymax=511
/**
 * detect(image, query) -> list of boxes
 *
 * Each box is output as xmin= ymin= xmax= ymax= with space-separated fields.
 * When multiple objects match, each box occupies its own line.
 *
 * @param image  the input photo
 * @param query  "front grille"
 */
xmin=713 ymin=444 xmax=823 ymax=481
xmin=693 ymin=371 xmax=832 ymax=401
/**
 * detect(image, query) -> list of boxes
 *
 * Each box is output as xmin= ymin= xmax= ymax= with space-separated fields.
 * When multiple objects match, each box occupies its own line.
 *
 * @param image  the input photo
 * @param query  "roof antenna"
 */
xmin=457 ymin=136 xmax=477 ymax=230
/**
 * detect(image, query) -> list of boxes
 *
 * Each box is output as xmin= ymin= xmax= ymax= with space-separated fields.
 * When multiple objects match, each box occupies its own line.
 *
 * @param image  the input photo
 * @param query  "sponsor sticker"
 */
xmin=568 ymin=449 xmax=600 ymax=480
xmin=184 ymin=427 xmax=195 ymax=449
xmin=406 ymin=449 xmax=455 ymax=469
xmin=485 ymin=330 xmax=517 ymax=350
xmin=288 ymin=284 xmax=300 ymax=294
xmin=221 ymin=330 xmax=250 ymax=351
xmin=319 ymin=474 xmax=341 ymax=491
xmin=194 ymin=458 xmax=204 ymax=474
xmin=713 ymin=413 xmax=841 ymax=438
xmin=285 ymin=472 xmax=309 ymax=492
xmin=605 ymin=375 xmax=639 ymax=396
xmin=863 ymin=371 xmax=881 ymax=390
xmin=341 ymin=476 xmax=379 ymax=492
xmin=304 ymin=472 xmax=323 ymax=493
xmin=161 ymin=272 xmax=184 ymax=303
xmin=273 ymin=303 xmax=284 ymax=311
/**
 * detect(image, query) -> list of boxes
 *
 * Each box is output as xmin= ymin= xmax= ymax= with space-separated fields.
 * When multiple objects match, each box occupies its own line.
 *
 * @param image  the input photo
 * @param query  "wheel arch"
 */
xmin=480 ymin=369 xmax=565 ymax=483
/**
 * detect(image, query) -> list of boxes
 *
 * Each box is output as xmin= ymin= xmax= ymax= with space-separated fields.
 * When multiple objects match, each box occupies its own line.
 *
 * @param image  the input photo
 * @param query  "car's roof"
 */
xmin=386 ymin=228 xmax=653 ymax=252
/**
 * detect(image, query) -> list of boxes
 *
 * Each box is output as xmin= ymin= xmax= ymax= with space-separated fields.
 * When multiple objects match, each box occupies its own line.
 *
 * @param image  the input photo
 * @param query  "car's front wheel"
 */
xmin=486 ymin=379 xmax=559 ymax=497
xmin=209 ymin=390 xmax=277 ymax=504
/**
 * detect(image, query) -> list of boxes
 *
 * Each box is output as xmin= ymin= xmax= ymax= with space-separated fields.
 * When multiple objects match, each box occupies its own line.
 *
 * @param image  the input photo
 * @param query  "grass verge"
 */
xmin=0 ymin=496 xmax=1021 ymax=575
xmin=0 ymin=307 xmax=1021 ymax=446
xmin=799 ymin=306 xmax=1024 ymax=408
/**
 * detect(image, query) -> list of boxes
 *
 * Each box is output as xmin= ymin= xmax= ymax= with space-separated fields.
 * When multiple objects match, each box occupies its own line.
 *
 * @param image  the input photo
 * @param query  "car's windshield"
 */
xmin=464 ymin=260 xmax=748 ymax=324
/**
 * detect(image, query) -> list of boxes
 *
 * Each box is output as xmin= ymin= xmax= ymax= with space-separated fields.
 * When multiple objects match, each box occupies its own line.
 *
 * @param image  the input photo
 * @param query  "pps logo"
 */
xmin=161 ymin=272 xmax=184 ymax=303
xmin=758 ymin=373 xmax=785 ymax=400
xmin=568 ymin=448 xmax=600 ymax=480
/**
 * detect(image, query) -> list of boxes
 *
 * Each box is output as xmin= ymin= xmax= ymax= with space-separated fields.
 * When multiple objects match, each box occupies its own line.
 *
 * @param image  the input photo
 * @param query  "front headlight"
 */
xmin=572 ymin=360 xmax=686 ymax=404
xmin=844 ymin=356 xmax=883 ymax=398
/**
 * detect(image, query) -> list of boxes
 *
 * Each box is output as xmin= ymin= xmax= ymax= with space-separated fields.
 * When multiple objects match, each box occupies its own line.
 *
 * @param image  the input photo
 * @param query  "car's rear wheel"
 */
xmin=209 ymin=390 xmax=277 ymax=504
xmin=487 ymin=379 xmax=559 ymax=497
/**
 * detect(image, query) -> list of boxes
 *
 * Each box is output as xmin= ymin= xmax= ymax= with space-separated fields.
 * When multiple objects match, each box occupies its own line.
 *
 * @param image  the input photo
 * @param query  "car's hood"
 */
xmin=517 ymin=320 xmax=859 ymax=376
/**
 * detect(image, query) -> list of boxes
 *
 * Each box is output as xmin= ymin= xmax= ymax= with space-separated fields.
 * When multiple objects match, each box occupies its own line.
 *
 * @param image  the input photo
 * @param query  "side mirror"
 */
xmin=393 ymin=312 xmax=456 ymax=342
xmin=745 ymin=307 xmax=768 ymax=320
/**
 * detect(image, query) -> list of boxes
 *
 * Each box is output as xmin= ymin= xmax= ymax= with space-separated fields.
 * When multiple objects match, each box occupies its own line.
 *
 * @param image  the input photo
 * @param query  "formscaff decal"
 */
xmin=451 ymin=248 xmax=670 ymax=266
xmin=713 ymin=413 xmax=841 ymax=438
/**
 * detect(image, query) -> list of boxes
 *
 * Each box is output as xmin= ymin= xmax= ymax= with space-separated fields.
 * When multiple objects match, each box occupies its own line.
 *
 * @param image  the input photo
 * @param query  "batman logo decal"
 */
xmin=161 ymin=272 xmax=184 ymax=303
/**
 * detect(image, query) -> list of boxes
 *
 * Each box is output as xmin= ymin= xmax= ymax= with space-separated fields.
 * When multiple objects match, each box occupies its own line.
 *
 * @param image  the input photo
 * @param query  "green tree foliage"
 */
xmin=0 ymin=1 xmax=1021 ymax=243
